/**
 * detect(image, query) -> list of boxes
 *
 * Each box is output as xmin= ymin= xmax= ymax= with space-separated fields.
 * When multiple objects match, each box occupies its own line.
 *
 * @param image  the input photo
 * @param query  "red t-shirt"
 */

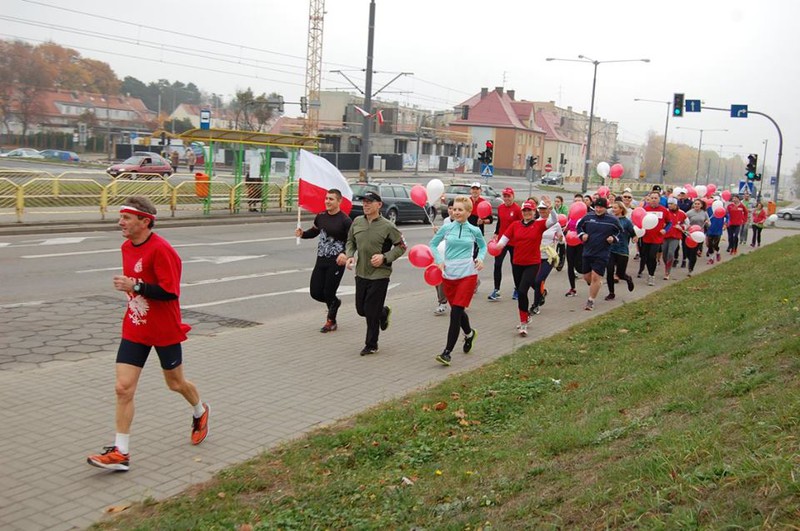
xmin=495 ymin=202 xmax=522 ymax=236
xmin=726 ymin=203 xmax=748 ymax=226
xmin=642 ymin=204 xmax=670 ymax=244
xmin=664 ymin=209 xmax=687 ymax=240
xmin=121 ymin=232 xmax=190 ymax=346
xmin=502 ymin=219 xmax=548 ymax=265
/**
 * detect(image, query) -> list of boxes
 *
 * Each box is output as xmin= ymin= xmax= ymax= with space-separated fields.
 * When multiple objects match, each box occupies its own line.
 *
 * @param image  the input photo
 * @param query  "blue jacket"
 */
xmin=430 ymin=221 xmax=487 ymax=280
xmin=706 ymin=208 xmax=728 ymax=236
xmin=610 ymin=216 xmax=636 ymax=256
xmin=576 ymin=211 xmax=621 ymax=258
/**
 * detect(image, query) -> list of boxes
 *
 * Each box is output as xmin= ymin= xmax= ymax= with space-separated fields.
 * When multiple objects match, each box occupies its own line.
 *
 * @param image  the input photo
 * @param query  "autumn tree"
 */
xmin=0 ymin=41 xmax=54 ymax=137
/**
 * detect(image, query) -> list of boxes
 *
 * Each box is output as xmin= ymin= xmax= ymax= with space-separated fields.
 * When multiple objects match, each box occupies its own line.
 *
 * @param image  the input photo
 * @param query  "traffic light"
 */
xmin=485 ymin=140 xmax=493 ymax=164
xmin=746 ymin=153 xmax=758 ymax=180
xmin=300 ymin=96 xmax=308 ymax=113
xmin=477 ymin=151 xmax=485 ymax=163
xmin=160 ymin=132 xmax=167 ymax=146
xmin=673 ymin=93 xmax=685 ymax=117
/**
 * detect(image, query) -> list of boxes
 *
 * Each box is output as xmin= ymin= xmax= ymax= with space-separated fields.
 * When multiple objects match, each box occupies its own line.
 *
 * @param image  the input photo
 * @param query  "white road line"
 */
xmin=182 ymin=283 xmax=398 ymax=309
xmin=181 ymin=267 xmax=313 ymax=287
xmin=0 ymin=300 xmax=47 ymax=309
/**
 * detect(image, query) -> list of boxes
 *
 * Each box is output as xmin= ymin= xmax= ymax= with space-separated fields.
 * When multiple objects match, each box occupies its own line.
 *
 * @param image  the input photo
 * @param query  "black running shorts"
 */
xmin=116 ymin=338 xmax=183 ymax=370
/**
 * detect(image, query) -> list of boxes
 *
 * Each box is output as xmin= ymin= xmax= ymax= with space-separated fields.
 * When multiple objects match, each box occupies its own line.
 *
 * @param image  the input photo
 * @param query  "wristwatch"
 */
xmin=133 ymin=281 xmax=142 ymax=294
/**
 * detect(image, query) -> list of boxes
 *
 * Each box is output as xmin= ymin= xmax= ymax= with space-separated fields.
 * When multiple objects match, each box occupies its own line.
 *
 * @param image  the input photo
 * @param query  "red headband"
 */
xmin=120 ymin=205 xmax=156 ymax=220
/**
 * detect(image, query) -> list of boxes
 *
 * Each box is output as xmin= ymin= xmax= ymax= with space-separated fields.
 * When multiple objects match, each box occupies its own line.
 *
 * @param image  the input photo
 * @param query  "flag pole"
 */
xmin=296 ymin=207 xmax=302 ymax=246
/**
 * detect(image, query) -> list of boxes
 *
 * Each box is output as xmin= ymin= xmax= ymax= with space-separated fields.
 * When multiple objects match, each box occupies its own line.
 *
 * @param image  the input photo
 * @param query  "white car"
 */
xmin=776 ymin=205 xmax=800 ymax=220
xmin=0 ymin=148 xmax=44 ymax=159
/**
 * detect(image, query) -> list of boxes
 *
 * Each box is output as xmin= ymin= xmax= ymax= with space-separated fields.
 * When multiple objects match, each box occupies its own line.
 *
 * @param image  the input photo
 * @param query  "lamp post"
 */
xmin=759 ymin=138 xmax=768 ymax=200
xmin=546 ymin=55 xmax=650 ymax=193
xmin=675 ymin=127 xmax=728 ymax=184
xmin=634 ymin=98 xmax=671 ymax=184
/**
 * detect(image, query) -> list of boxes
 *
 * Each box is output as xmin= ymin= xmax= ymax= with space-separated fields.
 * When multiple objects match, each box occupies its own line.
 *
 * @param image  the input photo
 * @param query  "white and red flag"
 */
xmin=297 ymin=150 xmax=353 ymax=215
xmin=376 ymin=109 xmax=384 ymax=125
xmin=354 ymin=105 xmax=371 ymax=118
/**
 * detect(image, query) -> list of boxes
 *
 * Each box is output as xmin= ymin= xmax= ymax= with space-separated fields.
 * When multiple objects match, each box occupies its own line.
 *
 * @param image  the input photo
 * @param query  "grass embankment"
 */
xmin=100 ymin=236 xmax=800 ymax=530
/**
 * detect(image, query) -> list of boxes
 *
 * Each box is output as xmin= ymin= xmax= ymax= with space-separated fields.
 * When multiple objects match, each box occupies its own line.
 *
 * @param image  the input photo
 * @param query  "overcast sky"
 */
xmin=6 ymin=0 xmax=799 ymax=176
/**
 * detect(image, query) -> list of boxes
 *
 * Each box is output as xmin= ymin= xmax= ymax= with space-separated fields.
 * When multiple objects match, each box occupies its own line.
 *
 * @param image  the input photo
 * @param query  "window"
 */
xmin=392 ymin=186 xmax=408 ymax=199
xmin=381 ymin=186 xmax=396 ymax=198
xmin=394 ymin=139 xmax=408 ymax=153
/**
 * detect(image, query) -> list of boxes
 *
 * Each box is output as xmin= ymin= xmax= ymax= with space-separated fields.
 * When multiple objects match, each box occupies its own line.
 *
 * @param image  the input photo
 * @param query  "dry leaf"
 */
xmin=450 ymin=392 xmax=461 ymax=400
xmin=421 ymin=405 xmax=431 ymax=412
xmin=321 ymin=469 xmax=332 ymax=476
xmin=193 ymin=457 xmax=202 ymax=462
xmin=371 ymin=440 xmax=380 ymax=446
xmin=454 ymin=408 xmax=467 ymax=419
xmin=401 ymin=476 xmax=415 ymax=486
xmin=105 ymin=504 xmax=131 ymax=514
xmin=434 ymin=401 xmax=448 ymax=411
xmin=618 ymin=328 xmax=629 ymax=334
xmin=458 ymin=419 xmax=470 ymax=427
xmin=238 ymin=525 xmax=254 ymax=531
xmin=217 ymin=492 xmax=226 ymax=499
xmin=565 ymin=381 xmax=580 ymax=391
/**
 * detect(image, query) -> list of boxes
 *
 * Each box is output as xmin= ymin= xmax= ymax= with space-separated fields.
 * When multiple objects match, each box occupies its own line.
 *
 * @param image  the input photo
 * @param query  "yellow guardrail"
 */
xmin=0 ymin=178 xmax=20 ymax=219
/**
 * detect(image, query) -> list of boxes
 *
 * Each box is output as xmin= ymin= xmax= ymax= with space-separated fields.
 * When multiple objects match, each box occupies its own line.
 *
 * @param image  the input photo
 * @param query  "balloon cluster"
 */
xmin=596 ymin=162 xmax=624 ymax=179
xmin=408 ymin=244 xmax=443 ymax=286
xmin=410 ymin=179 xmax=446 ymax=224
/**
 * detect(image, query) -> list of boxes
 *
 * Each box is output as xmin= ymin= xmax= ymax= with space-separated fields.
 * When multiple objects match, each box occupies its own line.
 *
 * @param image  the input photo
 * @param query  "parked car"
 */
xmin=349 ymin=182 xmax=435 ymax=224
xmin=0 ymin=148 xmax=44 ymax=159
xmin=541 ymin=172 xmax=564 ymax=185
xmin=776 ymin=205 xmax=800 ymax=220
xmin=40 ymin=149 xmax=80 ymax=162
xmin=438 ymin=182 xmax=503 ymax=219
xmin=106 ymin=154 xmax=173 ymax=178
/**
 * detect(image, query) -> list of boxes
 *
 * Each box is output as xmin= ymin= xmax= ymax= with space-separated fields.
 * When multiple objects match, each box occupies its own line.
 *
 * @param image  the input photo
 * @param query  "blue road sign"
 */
xmin=738 ymin=181 xmax=755 ymax=195
xmin=200 ymin=109 xmax=211 ymax=130
xmin=731 ymin=104 xmax=748 ymax=118
xmin=480 ymin=164 xmax=494 ymax=178
xmin=770 ymin=176 xmax=776 ymax=186
xmin=685 ymin=99 xmax=701 ymax=112
xmin=130 ymin=132 xmax=138 ymax=140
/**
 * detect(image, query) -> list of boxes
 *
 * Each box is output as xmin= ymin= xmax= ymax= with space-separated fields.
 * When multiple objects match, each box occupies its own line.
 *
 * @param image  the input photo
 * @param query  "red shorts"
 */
xmin=442 ymin=275 xmax=478 ymax=308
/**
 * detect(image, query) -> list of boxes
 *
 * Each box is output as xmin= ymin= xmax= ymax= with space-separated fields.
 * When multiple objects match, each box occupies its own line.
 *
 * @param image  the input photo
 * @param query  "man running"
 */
xmin=576 ymin=197 xmax=621 ymax=310
xmin=488 ymin=187 xmax=521 ymax=301
xmin=296 ymin=189 xmax=352 ymax=332
xmin=87 ymin=196 xmax=208 ymax=472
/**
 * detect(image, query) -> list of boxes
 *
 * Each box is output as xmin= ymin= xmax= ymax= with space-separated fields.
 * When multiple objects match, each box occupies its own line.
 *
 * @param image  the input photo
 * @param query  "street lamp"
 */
xmin=634 ymin=98 xmax=671 ymax=184
xmin=546 ymin=55 xmax=650 ymax=193
xmin=675 ymin=127 xmax=728 ymax=184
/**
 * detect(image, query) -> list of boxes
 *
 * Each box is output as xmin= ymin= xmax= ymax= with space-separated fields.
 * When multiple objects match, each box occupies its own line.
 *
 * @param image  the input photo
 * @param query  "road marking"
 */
xmin=190 ymin=255 xmax=267 ymax=265
xmin=40 ymin=237 xmax=94 ymax=246
xmin=0 ymin=300 xmax=46 ymax=309
xmin=181 ymin=267 xmax=313 ymax=287
xmin=182 ymin=283 xmax=399 ymax=309
xmin=0 ymin=242 xmax=10 ymax=247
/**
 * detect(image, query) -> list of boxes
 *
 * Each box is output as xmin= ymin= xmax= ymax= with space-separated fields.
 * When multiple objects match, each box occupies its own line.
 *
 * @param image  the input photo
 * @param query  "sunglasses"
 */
xmin=622 ymin=195 xmax=632 ymax=199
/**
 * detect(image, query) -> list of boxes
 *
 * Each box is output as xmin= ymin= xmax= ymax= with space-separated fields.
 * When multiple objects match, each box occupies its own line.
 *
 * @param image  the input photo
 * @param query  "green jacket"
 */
xmin=346 ymin=215 xmax=407 ymax=279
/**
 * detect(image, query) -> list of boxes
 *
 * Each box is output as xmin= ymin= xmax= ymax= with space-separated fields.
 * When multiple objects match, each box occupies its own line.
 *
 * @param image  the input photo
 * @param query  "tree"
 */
xmin=5 ymin=41 xmax=53 ymax=137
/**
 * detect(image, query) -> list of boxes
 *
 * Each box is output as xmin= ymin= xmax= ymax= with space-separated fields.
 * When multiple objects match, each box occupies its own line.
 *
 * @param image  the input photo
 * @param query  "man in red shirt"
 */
xmin=662 ymin=197 xmax=687 ymax=280
xmin=488 ymin=187 xmax=521 ymax=301
xmin=87 ymin=196 xmax=209 ymax=472
xmin=639 ymin=192 xmax=672 ymax=286
xmin=725 ymin=194 xmax=748 ymax=255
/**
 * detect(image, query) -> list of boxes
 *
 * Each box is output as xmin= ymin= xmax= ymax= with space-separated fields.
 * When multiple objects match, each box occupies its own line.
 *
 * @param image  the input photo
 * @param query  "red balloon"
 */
xmin=423 ymin=264 xmax=443 ymax=286
xmin=408 ymin=244 xmax=434 ymax=268
xmin=568 ymin=201 xmax=588 ymax=220
xmin=487 ymin=240 xmax=502 ymax=257
xmin=713 ymin=207 xmax=726 ymax=218
xmin=631 ymin=206 xmax=646 ymax=228
xmin=565 ymin=230 xmax=581 ymax=247
xmin=707 ymin=183 xmax=717 ymax=195
xmin=688 ymin=224 xmax=703 ymax=233
xmin=721 ymin=190 xmax=732 ymax=201
xmin=557 ymin=213 xmax=567 ymax=228
xmin=597 ymin=185 xmax=610 ymax=198
xmin=685 ymin=236 xmax=699 ymax=248
xmin=410 ymin=185 xmax=427 ymax=208
xmin=609 ymin=163 xmax=624 ymax=179
xmin=476 ymin=201 xmax=492 ymax=219
xmin=685 ymin=185 xmax=697 ymax=199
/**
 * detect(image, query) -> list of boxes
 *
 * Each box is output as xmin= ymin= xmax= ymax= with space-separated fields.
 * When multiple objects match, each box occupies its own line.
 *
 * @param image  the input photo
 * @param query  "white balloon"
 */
xmin=690 ymin=231 xmax=705 ymax=244
xmin=596 ymin=161 xmax=610 ymax=178
xmin=712 ymin=200 xmax=724 ymax=211
xmin=633 ymin=225 xmax=646 ymax=238
xmin=695 ymin=185 xmax=707 ymax=198
xmin=425 ymin=179 xmax=444 ymax=206
xmin=642 ymin=212 xmax=658 ymax=230
xmin=767 ymin=214 xmax=778 ymax=224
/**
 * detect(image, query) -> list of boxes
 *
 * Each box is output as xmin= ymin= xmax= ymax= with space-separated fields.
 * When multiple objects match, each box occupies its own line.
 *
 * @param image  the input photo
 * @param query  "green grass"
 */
xmin=98 ymin=236 xmax=800 ymax=530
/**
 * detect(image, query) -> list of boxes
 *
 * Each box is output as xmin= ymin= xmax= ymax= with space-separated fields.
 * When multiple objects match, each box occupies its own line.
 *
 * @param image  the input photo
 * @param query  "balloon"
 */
xmin=408 ymin=244 xmax=434 ymax=268
xmin=767 ymin=214 xmax=778 ymax=224
xmin=712 ymin=200 xmax=724 ymax=211
xmin=423 ymin=264 xmax=443 ymax=286
xmin=596 ymin=161 xmax=610 ymax=178
xmin=557 ymin=213 xmax=567 ymax=228
xmin=707 ymin=183 xmax=717 ymax=195
xmin=631 ymin=206 xmax=646 ymax=228
xmin=565 ymin=230 xmax=582 ymax=247
xmin=686 ymin=186 xmax=697 ymax=199
xmin=713 ymin=207 xmax=726 ymax=218
xmin=597 ymin=185 xmax=610 ymax=198
xmin=633 ymin=225 xmax=646 ymax=238
xmin=721 ymin=190 xmax=732 ymax=201
xmin=426 ymin=179 xmax=445 ymax=207
xmin=642 ymin=212 xmax=658 ymax=230
xmin=487 ymin=240 xmax=502 ymax=257
xmin=410 ymin=185 xmax=427 ymax=207
xmin=609 ymin=163 xmax=624 ymax=179
xmin=685 ymin=236 xmax=699 ymax=248
xmin=568 ymin=201 xmax=588 ymax=220
xmin=690 ymin=231 xmax=705 ymax=244
xmin=476 ymin=201 xmax=492 ymax=219
xmin=695 ymin=185 xmax=707 ymax=198
xmin=688 ymin=224 xmax=703 ymax=233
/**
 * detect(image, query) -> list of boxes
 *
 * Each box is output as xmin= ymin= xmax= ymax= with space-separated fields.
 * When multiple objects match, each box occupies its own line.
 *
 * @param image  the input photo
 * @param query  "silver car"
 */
xmin=776 ymin=205 xmax=800 ymax=220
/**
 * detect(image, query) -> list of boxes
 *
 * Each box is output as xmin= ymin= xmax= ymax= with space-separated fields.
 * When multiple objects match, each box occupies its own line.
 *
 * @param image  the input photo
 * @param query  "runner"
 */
xmin=564 ymin=193 xmax=585 ymax=297
xmin=706 ymin=199 xmax=726 ymax=264
xmin=685 ymin=198 xmax=710 ymax=276
xmin=530 ymin=201 xmax=563 ymax=315
xmin=750 ymin=201 xmax=767 ymax=247
xmin=605 ymin=200 xmax=636 ymax=300
xmin=575 ymin=197 xmax=622 ymax=310
xmin=87 ymin=196 xmax=208 ymax=472
xmin=726 ymin=195 xmax=748 ymax=255
xmin=639 ymin=191 xmax=672 ymax=286
xmin=488 ymin=187 xmax=521 ymax=301
xmin=662 ymin=197 xmax=687 ymax=280
xmin=343 ymin=191 xmax=407 ymax=356
xmin=295 ymin=189 xmax=352 ymax=332
xmin=429 ymin=196 xmax=486 ymax=366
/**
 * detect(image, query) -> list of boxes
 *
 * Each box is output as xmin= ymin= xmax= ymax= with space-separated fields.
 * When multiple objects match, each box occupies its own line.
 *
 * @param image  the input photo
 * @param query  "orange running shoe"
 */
xmin=87 ymin=446 xmax=129 ymax=471
xmin=191 ymin=403 xmax=210 ymax=445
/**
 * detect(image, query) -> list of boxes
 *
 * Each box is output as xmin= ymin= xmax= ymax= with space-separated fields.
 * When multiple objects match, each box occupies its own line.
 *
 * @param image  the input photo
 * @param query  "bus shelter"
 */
xmin=178 ymin=127 xmax=319 ymax=214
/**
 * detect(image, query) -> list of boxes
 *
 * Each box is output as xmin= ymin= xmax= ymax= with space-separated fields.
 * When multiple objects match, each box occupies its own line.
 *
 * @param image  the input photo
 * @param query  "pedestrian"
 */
xmin=295 ymin=189 xmax=352 ymax=333
xmin=565 ymin=193 xmax=585 ymax=296
xmin=495 ymin=199 xmax=558 ymax=336
xmin=186 ymin=148 xmax=197 ymax=173
xmin=87 ymin=196 xmax=209 ymax=472
xmin=432 ymin=200 xmax=455 ymax=316
xmin=467 ymin=182 xmax=493 ymax=292
xmin=739 ymin=191 xmax=755 ymax=247
xmin=169 ymin=149 xmax=179 ymax=172
xmin=638 ymin=191 xmax=671 ymax=286
xmin=605 ymin=200 xmax=636 ymax=300
xmin=662 ymin=197 xmax=687 ymax=280
xmin=750 ymin=201 xmax=767 ymax=247
xmin=676 ymin=189 xmax=693 ymax=267
xmin=530 ymin=201 xmax=563 ymax=315
xmin=685 ymin=199 xmax=710 ymax=276
xmin=553 ymin=195 xmax=568 ymax=271
xmin=344 ymin=191 xmax=407 ymax=356
xmin=725 ymin=195 xmax=748 ymax=255
xmin=706 ymin=200 xmax=726 ymax=264
xmin=576 ymin=197 xmax=622 ymax=310
xmin=488 ymin=187 xmax=521 ymax=301
xmin=429 ymin=196 xmax=486 ymax=366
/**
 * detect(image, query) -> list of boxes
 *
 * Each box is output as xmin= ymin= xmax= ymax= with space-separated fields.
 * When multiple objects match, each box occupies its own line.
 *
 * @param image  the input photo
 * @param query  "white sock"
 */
xmin=192 ymin=401 xmax=206 ymax=418
xmin=588 ymin=297 xmax=595 ymax=302
xmin=115 ymin=433 xmax=130 ymax=454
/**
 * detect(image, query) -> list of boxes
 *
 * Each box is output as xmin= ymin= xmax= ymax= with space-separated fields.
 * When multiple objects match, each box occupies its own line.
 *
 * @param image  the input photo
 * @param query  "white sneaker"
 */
xmin=518 ymin=323 xmax=528 ymax=336
xmin=433 ymin=304 xmax=447 ymax=315
xmin=647 ymin=275 xmax=655 ymax=286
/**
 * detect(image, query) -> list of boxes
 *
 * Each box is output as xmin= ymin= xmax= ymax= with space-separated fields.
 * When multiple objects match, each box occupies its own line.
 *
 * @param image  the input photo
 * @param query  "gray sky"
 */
xmin=6 ymin=0 xmax=799 ymax=176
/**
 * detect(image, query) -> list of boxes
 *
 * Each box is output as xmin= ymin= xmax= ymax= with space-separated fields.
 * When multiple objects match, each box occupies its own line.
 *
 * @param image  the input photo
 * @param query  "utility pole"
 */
xmin=358 ymin=0 xmax=376 ymax=180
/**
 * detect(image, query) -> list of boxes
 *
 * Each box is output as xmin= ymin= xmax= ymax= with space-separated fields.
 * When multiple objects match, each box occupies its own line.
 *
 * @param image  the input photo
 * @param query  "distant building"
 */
xmin=534 ymin=109 xmax=583 ymax=178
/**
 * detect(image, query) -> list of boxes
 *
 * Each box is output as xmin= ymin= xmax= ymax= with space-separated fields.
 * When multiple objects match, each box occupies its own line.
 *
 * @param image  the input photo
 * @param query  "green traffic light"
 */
xmin=674 ymin=109 xmax=681 ymax=115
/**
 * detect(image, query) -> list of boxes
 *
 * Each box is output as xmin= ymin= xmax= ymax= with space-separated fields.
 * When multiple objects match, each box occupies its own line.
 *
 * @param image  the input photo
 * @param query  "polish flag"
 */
xmin=297 ymin=150 xmax=353 ymax=214
xmin=354 ymin=105 xmax=371 ymax=118
xmin=376 ymin=109 xmax=384 ymax=125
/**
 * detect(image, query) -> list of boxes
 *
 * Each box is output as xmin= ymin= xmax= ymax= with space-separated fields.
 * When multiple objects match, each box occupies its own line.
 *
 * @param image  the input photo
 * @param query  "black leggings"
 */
xmin=640 ymin=242 xmax=660 ymax=276
xmin=706 ymin=235 xmax=721 ymax=255
xmin=534 ymin=260 xmax=554 ymax=306
xmin=750 ymin=226 xmax=762 ymax=246
xmin=727 ymin=225 xmax=741 ymax=251
xmin=310 ymin=260 xmax=345 ymax=320
xmin=512 ymin=263 xmax=540 ymax=315
xmin=445 ymin=305 xmax=472 ymax=352
xmin=492 ymin=245 xmax=514 ymax=290
xmin=687 ymin=243 xmax=702 ymax=271
xmin=565 ymin=244 xmax=583 ymax=290
xmin=606 ymin=253 xmax=630 ymax=295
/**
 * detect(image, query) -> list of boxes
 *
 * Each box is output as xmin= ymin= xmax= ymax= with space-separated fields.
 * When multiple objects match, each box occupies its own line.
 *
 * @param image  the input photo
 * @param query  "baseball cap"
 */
xmin=651 ymin=185 xmax=662 ymax=192
xmin=521 ymin=200 xmax=536 ymax=210
xmin=502 ymin=187 xmax=515 ymax=196
xmin=361 ymin=191 xmax=382 ymax=202
xmin=536 ymin=201 xmax=548 ymax=209
xmin=623 ymin=187 xmax=632 ymax=193
xmin=667 ymin=197 xmax=678 ymax=205
xmin=470 ymin=182 xmax=481 ymax=189
xmin=594 ymin=197 xmax=609 ymax=208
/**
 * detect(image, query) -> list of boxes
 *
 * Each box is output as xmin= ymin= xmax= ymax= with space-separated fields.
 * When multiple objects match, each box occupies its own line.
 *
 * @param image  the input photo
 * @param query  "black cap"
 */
xmin=594 ymin=197 xmax=609 ymax=208
xmin=361 ymin=191 xmax=382 ymax=202
xmin=651 ymin=185 xmax=662 ymax=192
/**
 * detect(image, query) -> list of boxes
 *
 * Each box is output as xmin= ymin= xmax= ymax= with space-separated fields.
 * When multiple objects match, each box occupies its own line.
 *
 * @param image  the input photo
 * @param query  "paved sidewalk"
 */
xmin=0 ymin=228 xmax=795 ymax=530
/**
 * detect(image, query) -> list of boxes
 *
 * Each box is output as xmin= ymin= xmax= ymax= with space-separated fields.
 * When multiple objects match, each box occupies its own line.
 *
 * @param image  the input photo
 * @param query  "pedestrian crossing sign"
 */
xmin=738 ymin=181 xmax=754 ymax=195
xmin=480 ymin=164 xmax=494 ymax=177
